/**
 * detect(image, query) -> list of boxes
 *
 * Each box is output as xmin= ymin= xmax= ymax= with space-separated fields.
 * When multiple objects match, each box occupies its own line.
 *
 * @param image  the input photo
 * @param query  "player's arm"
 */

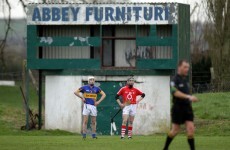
xmin=95 ymin=90 xmax=106 ymax=106
xmin=115 ymin=88 xmax=125 ymax=108
xmin=137 ymin=93 xmax=145 ymax=104
xmin=115 ymin=94 xmax=125 ymax=108
xmin=171 ymin=83 xmax=198 ymax=102
xmin=136 ymin=88 xmax=145 ymax=103
xmin=74 ymin=88 xmax=85 ymax=102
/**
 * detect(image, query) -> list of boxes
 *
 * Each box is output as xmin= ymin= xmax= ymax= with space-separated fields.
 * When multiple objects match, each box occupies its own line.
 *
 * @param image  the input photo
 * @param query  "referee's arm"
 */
xmin=171 ymin=86 xmax=198 ymax=102
xmin=171 ymin=86 xmax=190 ymax=99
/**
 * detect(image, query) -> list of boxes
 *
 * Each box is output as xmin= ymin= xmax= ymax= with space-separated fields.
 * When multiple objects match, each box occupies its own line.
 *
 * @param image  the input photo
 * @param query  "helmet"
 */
xmin=88 ymin=76 xmax=95 ymax=82
xmin=127 ymin=76 xmax=135 ymax=81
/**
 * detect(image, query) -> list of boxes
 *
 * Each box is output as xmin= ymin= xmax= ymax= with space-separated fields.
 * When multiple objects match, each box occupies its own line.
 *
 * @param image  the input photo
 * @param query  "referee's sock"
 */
xmin=163 ymin=133 xmax=174 ymax=150
xmin=187 ymin=136 xmax=195 ymax=150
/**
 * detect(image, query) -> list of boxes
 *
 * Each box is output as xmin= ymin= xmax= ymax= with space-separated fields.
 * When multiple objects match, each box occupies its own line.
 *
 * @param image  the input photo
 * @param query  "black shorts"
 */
xmin=171 ymin=104 xmax=194 ymax=125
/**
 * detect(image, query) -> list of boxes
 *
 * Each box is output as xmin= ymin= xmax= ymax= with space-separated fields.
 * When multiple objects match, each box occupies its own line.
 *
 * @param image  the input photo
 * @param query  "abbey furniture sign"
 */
xmin=27 ymin=3 xmax=178 ymax=25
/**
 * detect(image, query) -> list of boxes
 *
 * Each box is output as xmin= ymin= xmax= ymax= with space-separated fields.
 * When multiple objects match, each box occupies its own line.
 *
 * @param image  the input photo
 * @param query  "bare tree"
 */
xmin=0 ymin=0 xmax=11 ymax=71
xmin=0 ymin=0 xmax=28 ymax=72
xmin=0 ymin=0 xmax=131 ymax=72
xmin=203 ymin=0 xmax=230 ymax=91
xmin=190 ymin=2 xmax=206 ymax=60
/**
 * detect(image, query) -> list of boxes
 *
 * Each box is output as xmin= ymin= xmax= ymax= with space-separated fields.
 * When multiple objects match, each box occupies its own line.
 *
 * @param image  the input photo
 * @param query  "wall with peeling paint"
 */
xmin=45 ymin=75 xmax=170 ymax=135
xmin=133 ymin=76 xmax=170 ymax=135
xmin=42 ymin=26 xmax=90 ymax=59
xmin=45 ymin=76 xmax=82 ymax=133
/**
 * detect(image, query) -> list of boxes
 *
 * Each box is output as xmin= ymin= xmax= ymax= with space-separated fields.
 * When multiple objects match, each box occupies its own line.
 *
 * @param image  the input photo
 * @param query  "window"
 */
xmin=135 ymin=25 xmax=173 ymax=60
xmin=156 ymin=25 xmax=172 ymax=37
xmin=136 ymin=46 xmax=172 ymax=59
xmin=90 ymin=25 xmax=100 ymax=59
xmin=137 ymin=25 xmax=150 ymax=37
xmin=91 ymin=25 xmax=136 ymax=67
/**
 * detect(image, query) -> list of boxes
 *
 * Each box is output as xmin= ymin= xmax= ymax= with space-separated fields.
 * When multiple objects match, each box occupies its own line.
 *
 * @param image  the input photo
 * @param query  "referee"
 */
xmin=163 ymin=60 xmax=199 ymax=150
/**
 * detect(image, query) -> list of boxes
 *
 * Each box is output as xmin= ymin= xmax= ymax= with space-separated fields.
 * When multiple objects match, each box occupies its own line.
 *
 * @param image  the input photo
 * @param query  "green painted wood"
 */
xmin=177 ymin=4 xmax=190 ymax=82
xmin=27 ymin=59 xmax=100 ymax=69
xmin=149 ymin=25 xmax=157 ymax=36
xmin=82 ymin=81 xmax=124 ymax=135
xmin=27 ymin=25 xmax=37 ymax=59
xmin=100 ymin=25 xmax=102 ymax=37
xmin=42 ymin=69 xmax=174 ymax=76
xmin=38 ymin=36 xmax=101 ymax=47
xmin=25 ymin=68 xmax=30 ymax=130
xmin=178 ymin=4 xmax=190 ymax=62
xmin=136 ymin=59 xmax=177 ymax=69
xmin=26 ymin=5 xmax=190 ymax=71
xmin=172 ymin=24 xmax=178 ymax=64
xmin=135 ymin=24 xmax=178 ymax=69
xmin=136 ymin=37 xmax=173 ymax=46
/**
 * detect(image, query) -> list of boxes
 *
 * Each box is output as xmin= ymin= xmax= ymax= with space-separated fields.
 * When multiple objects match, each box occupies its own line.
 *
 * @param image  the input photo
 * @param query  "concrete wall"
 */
xmin=45 ymin=75 xmax=170 ymax=134
xmin=133 ymin=76 xmax=171 ymax=135
xmin=45 ymin=76 xmax=82 ymax=133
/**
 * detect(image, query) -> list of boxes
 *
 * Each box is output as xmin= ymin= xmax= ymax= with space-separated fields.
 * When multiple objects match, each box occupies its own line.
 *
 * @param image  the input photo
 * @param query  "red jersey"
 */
xmin=117 ymin=85 xmax=143 ymax=104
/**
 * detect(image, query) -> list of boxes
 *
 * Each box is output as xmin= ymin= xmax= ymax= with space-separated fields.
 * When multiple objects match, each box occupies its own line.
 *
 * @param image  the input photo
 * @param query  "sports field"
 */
xmin=0 ymin=85 xmax=229 ymax=150
xmin=0 ymin=135 xmax=229 ymax=150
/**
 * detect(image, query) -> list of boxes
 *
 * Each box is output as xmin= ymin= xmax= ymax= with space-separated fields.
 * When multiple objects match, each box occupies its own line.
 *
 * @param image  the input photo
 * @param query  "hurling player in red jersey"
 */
xmin=116 ymin=76 xmax=145 ymax=139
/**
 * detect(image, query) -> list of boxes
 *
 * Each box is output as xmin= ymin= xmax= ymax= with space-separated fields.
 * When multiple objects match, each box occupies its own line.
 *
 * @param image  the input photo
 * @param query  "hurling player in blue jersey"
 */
xmin=74 ymin=76 xmax=106 ymax=139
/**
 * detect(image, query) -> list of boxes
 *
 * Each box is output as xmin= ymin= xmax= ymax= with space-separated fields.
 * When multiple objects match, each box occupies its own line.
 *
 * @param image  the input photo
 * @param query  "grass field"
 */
xmin=0 ymin=85 xmax=229 ymax=150
xmin=0 ymin=135 xmax=229 ymax=150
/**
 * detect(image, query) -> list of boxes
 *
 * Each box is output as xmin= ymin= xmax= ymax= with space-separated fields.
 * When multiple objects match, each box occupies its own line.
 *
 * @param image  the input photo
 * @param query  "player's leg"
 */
xmin=120 ymin=105 xmax=130 ymax=139
xmin=91 ymin=116 xmax=97 ymax=139
xmin=127 ymin=104 xmax=137 ymax=139
xmin=82 ymin=104 xmax=90 ymax=139
xmin=90 ymin=105 xmax=98 ymax=139
xmin=121 ymin=114 xmax=129 ymax=139
xmin=127 ymin=115 xmax=134 ymax=139
xmin=163 ymin=123 xmax=180 ymax=150
xmin=82 ymin=115 xmax=88 ymax=139
xmin=185 ymin=121 xmax=195 ymax=150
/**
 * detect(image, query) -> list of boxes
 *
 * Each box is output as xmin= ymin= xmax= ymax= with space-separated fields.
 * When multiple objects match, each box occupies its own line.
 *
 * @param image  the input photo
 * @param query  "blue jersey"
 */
xmin=79 ymin=85 xmax=101 ymax=105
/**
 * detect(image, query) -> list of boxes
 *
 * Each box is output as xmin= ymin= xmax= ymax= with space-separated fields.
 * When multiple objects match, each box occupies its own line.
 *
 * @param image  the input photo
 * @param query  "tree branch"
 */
xmin=0 ymin=0 xmax=12 ymax=71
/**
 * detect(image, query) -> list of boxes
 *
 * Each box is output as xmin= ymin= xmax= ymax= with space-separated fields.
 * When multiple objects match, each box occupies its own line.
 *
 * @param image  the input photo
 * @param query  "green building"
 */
xmin=26 ymin=2 xmax=190 ymax=135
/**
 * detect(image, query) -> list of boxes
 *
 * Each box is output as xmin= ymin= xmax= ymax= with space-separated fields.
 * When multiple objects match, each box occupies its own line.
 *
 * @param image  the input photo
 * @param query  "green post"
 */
xmin=25 ymin=68 xmax=30 ymax=130
xmin=38 ymin=70 xmax=42 ymax=129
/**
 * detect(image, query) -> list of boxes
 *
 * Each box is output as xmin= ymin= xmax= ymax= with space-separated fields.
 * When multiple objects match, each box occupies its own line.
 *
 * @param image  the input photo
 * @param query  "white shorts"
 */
xmin=122 ymin=104 xmax=137 ymax=116
xmin=82 ymin=104 xmax=97 ymax=116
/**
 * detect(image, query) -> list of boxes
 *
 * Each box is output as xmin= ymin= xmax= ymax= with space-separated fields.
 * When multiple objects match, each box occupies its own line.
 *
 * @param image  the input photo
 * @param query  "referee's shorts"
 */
xmin=171 ymin=104 xmax=194 ymax=124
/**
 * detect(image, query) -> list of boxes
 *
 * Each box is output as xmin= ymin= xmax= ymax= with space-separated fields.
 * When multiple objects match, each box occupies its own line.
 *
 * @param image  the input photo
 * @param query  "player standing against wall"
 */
xmin=115 ymin=76 xmax=145 ymax=139
xmin=163 ymin=60 xmax=199 ymax=150
xmin=74 ymin=76 xmax=106 ymax=139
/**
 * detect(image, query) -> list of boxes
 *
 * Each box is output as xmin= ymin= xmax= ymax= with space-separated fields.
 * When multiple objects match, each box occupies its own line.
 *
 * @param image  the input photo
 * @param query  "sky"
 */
xmin=0 ymin=0 xmax=203 ymax=20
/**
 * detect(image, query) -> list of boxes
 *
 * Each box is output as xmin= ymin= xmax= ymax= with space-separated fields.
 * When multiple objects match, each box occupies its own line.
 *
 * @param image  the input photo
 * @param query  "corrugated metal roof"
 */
xmin=28 ymin=2 xmax=181 ymax=5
